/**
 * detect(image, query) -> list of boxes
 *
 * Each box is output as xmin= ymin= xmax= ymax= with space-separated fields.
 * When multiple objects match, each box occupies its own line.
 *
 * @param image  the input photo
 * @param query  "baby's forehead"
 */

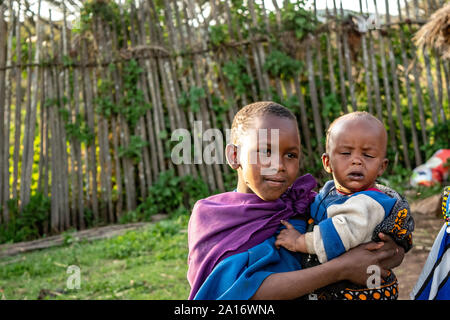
xmin=331 ymin=116 xmax=384 ymax=135
xmin=328 ymin=116 xmax=387 ymax=148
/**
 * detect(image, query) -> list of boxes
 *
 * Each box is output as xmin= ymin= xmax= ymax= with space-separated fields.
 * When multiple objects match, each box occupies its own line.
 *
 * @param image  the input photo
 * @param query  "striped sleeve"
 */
xmin=305 ymin=192 xmax=396 ymax=263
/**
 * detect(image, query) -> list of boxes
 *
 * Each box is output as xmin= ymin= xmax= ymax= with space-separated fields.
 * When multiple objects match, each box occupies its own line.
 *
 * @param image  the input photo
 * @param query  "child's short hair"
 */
xmin=230 ymin=101 xmax=297 ymax=145
xmin=325 ymin=111 xmax=386 ymax=153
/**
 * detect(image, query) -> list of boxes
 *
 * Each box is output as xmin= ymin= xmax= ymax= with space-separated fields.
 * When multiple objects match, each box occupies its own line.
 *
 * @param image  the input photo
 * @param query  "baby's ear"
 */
xmin=321 ymin=153 xmax=332 ymax=173
xmin=378 ymin=158 xmax=389 ymax=177
xmin=225 ymin=144 xmax=241 ymax=170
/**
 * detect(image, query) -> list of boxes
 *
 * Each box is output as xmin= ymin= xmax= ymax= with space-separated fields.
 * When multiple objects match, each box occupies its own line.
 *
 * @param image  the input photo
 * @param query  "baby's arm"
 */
xmin=275 ymin=220 xmax=307 ymax=252
xmin=305 ymin=194 xmax=392 ymax=263
xmin=372 ymin=186 xmax=414 ymax=252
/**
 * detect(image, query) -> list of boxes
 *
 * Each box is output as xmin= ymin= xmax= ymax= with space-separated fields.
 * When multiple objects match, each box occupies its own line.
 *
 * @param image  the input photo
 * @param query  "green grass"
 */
xmin=0 ymin=215 xmax=190 ymax=300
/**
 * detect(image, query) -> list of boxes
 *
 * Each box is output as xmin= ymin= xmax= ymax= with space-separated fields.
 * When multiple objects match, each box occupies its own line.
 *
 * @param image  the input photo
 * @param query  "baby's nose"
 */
xmin=352 ymin=156 xmax=362 ymax=165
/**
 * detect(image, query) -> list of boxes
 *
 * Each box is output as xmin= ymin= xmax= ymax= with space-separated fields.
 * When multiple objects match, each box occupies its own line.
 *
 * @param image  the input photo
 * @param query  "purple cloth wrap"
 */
xmin=187 ymin=174 xmax=317 ymax=299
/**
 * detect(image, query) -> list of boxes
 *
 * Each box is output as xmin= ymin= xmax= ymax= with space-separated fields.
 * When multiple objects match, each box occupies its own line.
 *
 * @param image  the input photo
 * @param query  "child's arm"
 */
xmin=304 ymin=193 xmax=394 ymax=263
xmin=252 ymin=236 xmax=401 ymax=300
xmin=372 ymin=186 xmax=414 ymax=252
xmin=275 ymin=220 xmax=307 ymax=252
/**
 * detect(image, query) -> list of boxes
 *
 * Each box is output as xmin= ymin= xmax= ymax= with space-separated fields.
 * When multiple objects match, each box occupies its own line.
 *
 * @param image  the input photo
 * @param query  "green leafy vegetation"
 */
xmin=209 ymin=24 xmax=230 ymax=47
xmin=65 ymin=114 xmax=95 ymax=145
xmin=422 ymin=123 xmax=450 ymax=160
xmin=44 ymin=97 xmax=94 ymax=145
xmin=280 ymin=0 xmax=318 ymax=40
xmin=0 ymin=193 xmax=50 ymax=243
xmin=119 ymin=59 xmax=151 ymax=130
xmin=118 ymin=135 xmax=149 ymax=163
xmin=78 ymin=0 xmax=123 ymax=34
xmin=263 ymin=49 xmax=303 ymax=80
xmin=321 ymin=94 xmax=342 ymax=122
xmin=0 ymin=215 xmax=190 ymax=300
xmin=223 ymin=58 xmax=253 ymax=96
xmin=95 ymin=78 xmax=117 ymax=117
xmin=94 ymin=60 xmax=150 ymax=131
xmin=119 ymin=170 xmax=209 ymax=223
xmin=178 ymin=86 xmax=206 ymax=113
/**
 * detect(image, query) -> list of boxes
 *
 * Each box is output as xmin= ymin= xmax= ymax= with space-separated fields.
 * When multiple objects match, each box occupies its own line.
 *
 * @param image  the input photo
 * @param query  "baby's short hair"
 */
xmin=230 ymin=101 xmax=297 ymax=145
xmin=325 ymin=111 xmax=386 ymax=152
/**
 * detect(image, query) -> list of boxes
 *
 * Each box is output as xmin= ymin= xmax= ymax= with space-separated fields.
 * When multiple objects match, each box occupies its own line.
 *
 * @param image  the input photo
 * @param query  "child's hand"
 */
xmin=275 ymin=220 xmax=306 ymax=252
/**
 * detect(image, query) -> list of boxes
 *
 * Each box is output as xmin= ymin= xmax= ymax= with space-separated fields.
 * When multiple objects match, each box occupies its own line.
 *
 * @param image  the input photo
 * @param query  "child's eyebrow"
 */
xmin=337 ymin=145 xmax=379 ymax=152
xmin=361 ymin=145 xmax=379 ymax=151
xmin=255 ymin=143 xmax=299 ymax=152
xmin=336 ymin=144 xmax=354 ymax=149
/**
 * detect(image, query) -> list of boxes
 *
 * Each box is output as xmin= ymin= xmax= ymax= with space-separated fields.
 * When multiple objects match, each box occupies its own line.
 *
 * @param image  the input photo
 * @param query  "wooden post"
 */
xmin=384 ymin=0 xmax=411 ymax=169
xmin=20 ymin=0 xmax=42 ymax=209
xmin=306 ymin=39 xmax=324 ymax=155
xmin=0 ymin=3 xmax=7 ymax=223
xmin=12 ymin=2 xmax=22 ymax=202
xmin=81 ymin=38 xmax=100 ymax=222
xmin=433 ymin=50 xmax=446 ymax=122
xmin=332 ymin=0 xmax=348 ymax=112
xmin=373 ymin=0 xmax=397 ymax=150
xmin=358 ymin=0 xmax=374 ymax=115
xmin=2 ymin=1 xmax=14 ymax=223
xmin=397 ymin=0 xmax=422 ymax=166
xmin=340 ymin=1 xmax=357 ymax=112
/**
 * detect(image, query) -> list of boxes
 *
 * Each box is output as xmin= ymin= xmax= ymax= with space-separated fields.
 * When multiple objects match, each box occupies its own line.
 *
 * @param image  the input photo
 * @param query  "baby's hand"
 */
xmin=275 ymin=220 xmax=306 ymax=252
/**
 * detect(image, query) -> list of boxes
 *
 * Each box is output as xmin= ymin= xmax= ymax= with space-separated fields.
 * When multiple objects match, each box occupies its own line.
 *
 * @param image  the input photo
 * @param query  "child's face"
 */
xmin=234 ymin=115 xmax=301 ymax=201
xmin=322 ymin=117 xmax=388 ymax=194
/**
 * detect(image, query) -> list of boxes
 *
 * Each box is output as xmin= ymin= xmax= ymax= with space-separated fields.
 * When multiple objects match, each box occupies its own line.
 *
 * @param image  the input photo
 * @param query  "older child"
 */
xmin=275 ymin=112 xmax=414 ymax=299
xmin=187 ymin=101 xmax=316 ymax=299
xmin=188 ymin=103 xmax=406 ymax=300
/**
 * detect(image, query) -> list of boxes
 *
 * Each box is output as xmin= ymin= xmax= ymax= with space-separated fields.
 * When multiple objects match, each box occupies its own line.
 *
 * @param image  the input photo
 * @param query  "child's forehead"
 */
xmin=241 ymin=116 xmax=298 ymax=139
xmin=253 ymin=114 xmax=298 ymax=130
xmin=330 ymin=117 xmax=387 ymax=147
xmin=332 ymin=116 xmax=384 ymax=135
xmin=240 ymin=116 xmax=300 ymax=147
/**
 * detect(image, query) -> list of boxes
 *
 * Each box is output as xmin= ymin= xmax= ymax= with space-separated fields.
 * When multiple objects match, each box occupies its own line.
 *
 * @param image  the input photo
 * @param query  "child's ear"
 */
xmin=321 ymin=153 xmax=332 ymax=174
xmin=378 ymin=158 xmax=389 ymax=177
xmin=225 ymin=144 xmax=241 ymax=170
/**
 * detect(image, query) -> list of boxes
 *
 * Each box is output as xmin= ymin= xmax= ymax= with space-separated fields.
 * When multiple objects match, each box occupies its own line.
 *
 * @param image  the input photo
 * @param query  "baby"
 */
xmin=275 ymin=111 xmax=414 ymax=299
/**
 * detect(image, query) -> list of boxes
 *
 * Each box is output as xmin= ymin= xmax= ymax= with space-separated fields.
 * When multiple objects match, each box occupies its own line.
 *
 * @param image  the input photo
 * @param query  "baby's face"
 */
xmin=323 ymin=117 xmax=388 ymax=194
xmin=237 ymin=115 xmax=300 ymax=201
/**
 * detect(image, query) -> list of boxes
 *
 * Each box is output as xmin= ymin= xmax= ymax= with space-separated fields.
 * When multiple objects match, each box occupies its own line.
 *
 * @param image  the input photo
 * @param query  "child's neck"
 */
xmin=334 ymin=182 xmax=379 ymax=195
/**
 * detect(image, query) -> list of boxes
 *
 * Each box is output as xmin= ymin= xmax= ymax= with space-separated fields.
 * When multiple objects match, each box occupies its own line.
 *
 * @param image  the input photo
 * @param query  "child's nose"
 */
xmin=259 ymin=154 xmax=286 ymax=175
xmin=278 ymin=157 xmax=287 ymax=171
xmin=352 ymin=156 xmax=362 ymax=165
xmin=266 ymin=155 xmax=286 ymax=171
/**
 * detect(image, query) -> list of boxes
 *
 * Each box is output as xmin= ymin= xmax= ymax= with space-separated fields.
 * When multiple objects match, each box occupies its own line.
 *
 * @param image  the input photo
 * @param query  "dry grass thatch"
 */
xmin=414 ymin=3 xmax=450 ymax=59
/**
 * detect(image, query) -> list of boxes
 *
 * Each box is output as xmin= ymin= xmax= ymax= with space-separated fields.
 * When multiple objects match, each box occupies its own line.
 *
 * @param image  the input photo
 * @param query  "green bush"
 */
xmin=422 ymin=123 xmax=450 ymax=160
xmin=178 ymin=86 xmax=206 ymax=113
xmin=119 ymin=170 xmax=209 ymax=223
xmin=209 ymin=24 xmax=230 ymax=47
xmin=0 ymin=192 xmax=50 ymax=244
xmin=280 ymin=0 xmax=318 ymax=40
xmin=263 ymin=50 xmax=303 ymax=80
xmin=223 ymin=58 xmax=253 ymax=96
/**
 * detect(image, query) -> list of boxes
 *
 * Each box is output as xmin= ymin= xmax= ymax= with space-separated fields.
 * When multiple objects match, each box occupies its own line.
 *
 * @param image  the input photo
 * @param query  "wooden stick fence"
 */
xmin=0 ymin=0 xmax=448 ymax=236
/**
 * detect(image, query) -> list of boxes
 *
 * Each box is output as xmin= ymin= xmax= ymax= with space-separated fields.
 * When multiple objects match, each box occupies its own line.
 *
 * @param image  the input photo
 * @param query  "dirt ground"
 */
xmin=395 ymin=209 xmax=444 ymax=300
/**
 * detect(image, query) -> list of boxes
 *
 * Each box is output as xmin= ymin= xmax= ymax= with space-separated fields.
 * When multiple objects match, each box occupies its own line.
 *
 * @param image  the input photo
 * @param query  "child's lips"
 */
xmin=264 ymin=177 xmax=286 ymax=186
xmin=347 ymin=172 xmax=364 ymax=180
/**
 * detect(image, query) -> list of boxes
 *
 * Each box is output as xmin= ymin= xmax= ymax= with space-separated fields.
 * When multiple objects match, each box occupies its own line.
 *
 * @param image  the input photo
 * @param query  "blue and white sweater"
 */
xmin=305 ymin=180 xmax=398 ymax=263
